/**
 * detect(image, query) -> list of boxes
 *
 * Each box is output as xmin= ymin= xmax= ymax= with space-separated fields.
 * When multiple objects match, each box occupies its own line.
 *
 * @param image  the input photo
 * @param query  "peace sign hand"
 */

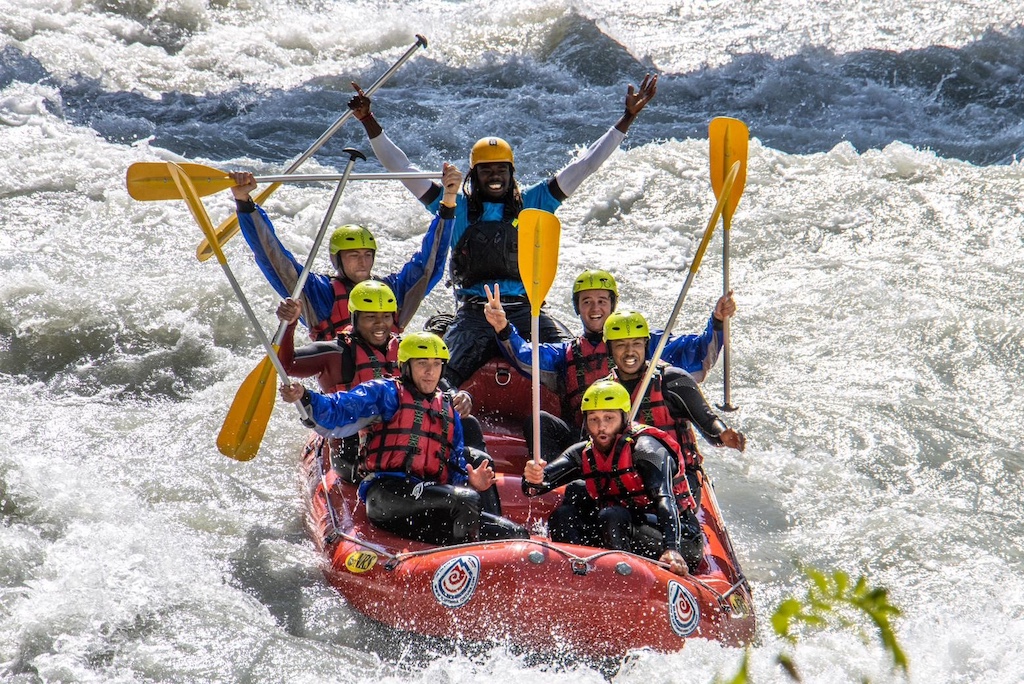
xmin=483 ymin=283 xmax=508 ymax=332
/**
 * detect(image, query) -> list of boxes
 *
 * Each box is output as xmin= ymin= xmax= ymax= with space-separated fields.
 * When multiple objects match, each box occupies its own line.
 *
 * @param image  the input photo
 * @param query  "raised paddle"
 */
xmin=217 ymin=148 xmax=365 ymax=460
xmin=164 ymin=161 xmax=310 ymax=457
xmin=126 ymin=162 xmax=440 ymax=202
xmin=516 ymin=208 xmax=561 ymax=466
xmin=709 ymin=117 xmax=749 ymax=412
xmin=195 ymin=34 xmax=427 ymax=262
xmin=627 ymin=160 xmax=741 ymax=425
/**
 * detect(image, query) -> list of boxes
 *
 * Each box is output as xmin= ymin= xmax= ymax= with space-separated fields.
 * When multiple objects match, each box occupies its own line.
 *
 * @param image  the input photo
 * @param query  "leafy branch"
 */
xmin=718 ymin=567 xmax=908 ymax=684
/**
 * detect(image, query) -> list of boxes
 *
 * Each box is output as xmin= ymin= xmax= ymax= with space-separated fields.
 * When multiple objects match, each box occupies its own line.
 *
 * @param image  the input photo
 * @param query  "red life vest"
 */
xmin=310 ymin=278 xmax=404 ymax=342
xmin=310 ymin=278 xmax=354 ymax=341
xmin=362 ymin=380 xmax=456 ymax=482
xmin=579 ymin=424 xmax=696 ymax=512
xmin=563 ymin=336 xmax=611 ymax=427
xmin=335 ymin=330 xmax=400 ymax=391
xmin=609 ymin=364 xmax=702 ymax=468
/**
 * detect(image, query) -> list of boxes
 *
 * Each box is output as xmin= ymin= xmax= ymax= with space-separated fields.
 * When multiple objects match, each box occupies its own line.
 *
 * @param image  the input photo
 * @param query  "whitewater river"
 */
xmin=1 ymin=1 xmax=1022 ymax=682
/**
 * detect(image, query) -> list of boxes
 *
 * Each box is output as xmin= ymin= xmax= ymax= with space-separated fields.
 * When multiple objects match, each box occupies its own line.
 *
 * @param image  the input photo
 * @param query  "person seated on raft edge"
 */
xmin=346 ymin=74 xmax=658 ymax=388
xmin=522 ymin=380 xmax=703 ymax=576
xmin=481 ymin=272 xmax=737 ymax=461
xmin=601 ymin=309 xmax=746 ymax=510
xmin=227 ymin=160 xmax=461 ymax=342
xmin=280 ymin=332 xmax=528 ymax=546
xmin=276 ymin=280 xmax=481 ymax=483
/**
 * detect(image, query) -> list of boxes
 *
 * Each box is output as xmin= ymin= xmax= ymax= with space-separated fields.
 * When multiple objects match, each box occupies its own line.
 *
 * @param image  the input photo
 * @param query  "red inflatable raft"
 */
xmin=302 ymin=358 xmax=756 ymax=657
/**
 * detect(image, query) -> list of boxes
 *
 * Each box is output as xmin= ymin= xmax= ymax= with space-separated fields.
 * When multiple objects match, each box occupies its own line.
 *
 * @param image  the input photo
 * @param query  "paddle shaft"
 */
xmin=531 ymin=316 xmax=542 ymax=466
xmin=709 ymin=117 xmax=748 ymax=412
xmin=254 ymin=171 xmax=438 ymax=184
xmin=167 ymin=162 xmax=308 ymax=419
xmin=627 ymin=161 xmax=740 ymax=424
xmin=271 ymin=35 xmax=426 ymax=176
xmin=197 ymin=34 xmax=427 ymax=260
xmin=721 ymin=218 xmax=736 ymax=410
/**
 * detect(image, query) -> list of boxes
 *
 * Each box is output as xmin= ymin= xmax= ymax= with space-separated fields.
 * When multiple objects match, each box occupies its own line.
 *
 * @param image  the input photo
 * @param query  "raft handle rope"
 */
xmin=371 ymin=536 xmax=739 ymax=602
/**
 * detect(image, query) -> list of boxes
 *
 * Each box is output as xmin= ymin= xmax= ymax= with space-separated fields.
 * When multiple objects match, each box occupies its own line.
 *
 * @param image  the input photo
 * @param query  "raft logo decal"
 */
xmin=431 ymin=555 xmax=480 ymax=609
xmin=667 ymin=580 xmax=701 ymax=637
xmin=344 ymin=551 xmax=378 ymax=574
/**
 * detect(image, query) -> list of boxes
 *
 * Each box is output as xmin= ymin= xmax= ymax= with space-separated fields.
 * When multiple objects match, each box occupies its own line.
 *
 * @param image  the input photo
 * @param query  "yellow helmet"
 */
xmin=397 ymin=332 xmax=450 ymax=363
xmin=572 ymin=269 xmax=618 ymax=314
xmin=329 ymin=224 xmax=377 ymax=254
xmin=581 ymin=380 xmax=631 ymax=413
xmin=348 ymin=280 xmax=397 ymax=313
xmin=603 ymin=310 xmax=650 ymax=341
xmin=470 ymin=137 xmax=514 ymax=169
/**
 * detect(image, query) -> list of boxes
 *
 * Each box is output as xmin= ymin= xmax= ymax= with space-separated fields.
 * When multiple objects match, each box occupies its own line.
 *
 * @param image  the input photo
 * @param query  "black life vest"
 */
xmin=450 ymin=219 xmax=521 ymax=289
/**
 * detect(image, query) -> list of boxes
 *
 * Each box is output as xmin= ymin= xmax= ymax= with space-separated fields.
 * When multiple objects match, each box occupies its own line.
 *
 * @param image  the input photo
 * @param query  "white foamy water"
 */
xmin=2 ymin=1 xmax=1023 ymax=682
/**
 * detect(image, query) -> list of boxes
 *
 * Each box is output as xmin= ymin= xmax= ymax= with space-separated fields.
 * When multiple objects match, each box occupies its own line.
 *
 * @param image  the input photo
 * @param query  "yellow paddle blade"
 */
xmin=166 ymin=162 xmax=232 ymax=267
xmin=709 ymin=117 xmax=749 ymax=224
xmin=196 ymin=181 xmax=283 ymax=262
xmin=217 ymin=355 xmax=278 ymax=461
xmin=126 ymin=162 xmax=235 ymax=201
xmin=691 ymin=160 xmax=741 ymax=275
xmin=516 ymin=209 xmax=561 ymax=316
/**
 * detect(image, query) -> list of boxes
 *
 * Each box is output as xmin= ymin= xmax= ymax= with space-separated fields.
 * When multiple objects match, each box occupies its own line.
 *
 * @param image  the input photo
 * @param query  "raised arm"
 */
xmin=382 ymin=163 xmax=461 ymax=329
xmin=657 ymin=291 xmax=736 ymax=382
xmin=348 ymin=82 xmax=437 ymax=202
xmin=230 ymin=172 xmax=337 ymax=327
xmin=551 ymin=74 xmax=658 ymax=198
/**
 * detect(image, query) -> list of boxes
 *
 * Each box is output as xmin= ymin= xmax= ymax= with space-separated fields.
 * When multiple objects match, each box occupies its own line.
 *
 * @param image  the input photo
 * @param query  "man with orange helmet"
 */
xmin=347 ymin=76 xmax=658 ymax=386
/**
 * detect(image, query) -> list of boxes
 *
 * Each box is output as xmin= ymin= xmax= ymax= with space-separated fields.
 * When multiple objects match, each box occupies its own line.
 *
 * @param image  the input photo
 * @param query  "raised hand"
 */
xmin=228 ymin=171 xmax=257 ymax=201
xmin=441 ymin=162 xmax=462 ymax=204
xmin=276 ymin=298 xmax=302 ymax=324
xmin=523 ymin=458 xmax=547 ymax=485
xmin=279 ymin=382 xmax=305 ymax=403
xmin=714 ymin=289 xmax=736 ymax=321
xmin=347 ymin=81 xmax=371 ymax=119
xmin=625 ymin=73 xmax=658 ymax=116
xmin=482 ymin=283 xmax=508 ymax=332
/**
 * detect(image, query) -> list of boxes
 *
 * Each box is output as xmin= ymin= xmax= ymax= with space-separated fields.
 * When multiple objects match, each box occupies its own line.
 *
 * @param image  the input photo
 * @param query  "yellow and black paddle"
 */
xmin=164 ymin=161 xmax=312 ymax=458
xmin=628 ymin=160 xmax=742 ymax=425
xmin=192 ymin=34 xmax=427 ymax=262
xmin=709 ymin=117 xmax=749 ymax=412
xmin=516 ymin=208 xmax=561 ymax=465
xmin=216 ymin=148 xmax=365 ymax=460
xmin=125 ymin=161 xmax=440 ymax=202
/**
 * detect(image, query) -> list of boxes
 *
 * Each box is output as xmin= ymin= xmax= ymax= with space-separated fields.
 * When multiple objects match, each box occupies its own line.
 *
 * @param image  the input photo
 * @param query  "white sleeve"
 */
xmin=369 ymin=132 xmax=436 ymax=199
xmin=552 ymin=126 xmax=627 ymax=197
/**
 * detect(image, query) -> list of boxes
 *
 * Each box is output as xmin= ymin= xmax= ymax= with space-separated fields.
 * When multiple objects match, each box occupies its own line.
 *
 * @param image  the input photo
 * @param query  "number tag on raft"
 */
xmin=345 ymin=551 xmax=378 ymax=573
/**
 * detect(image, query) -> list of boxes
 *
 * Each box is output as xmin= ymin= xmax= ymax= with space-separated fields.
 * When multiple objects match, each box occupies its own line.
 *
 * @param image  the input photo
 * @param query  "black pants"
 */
xmin=443 ymin=299 xmax=570 ymax=388
xmin=548 ymin=482 xmax=704 ymax=572
xmin=363 ymin=452 xmax=529 ymax=546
